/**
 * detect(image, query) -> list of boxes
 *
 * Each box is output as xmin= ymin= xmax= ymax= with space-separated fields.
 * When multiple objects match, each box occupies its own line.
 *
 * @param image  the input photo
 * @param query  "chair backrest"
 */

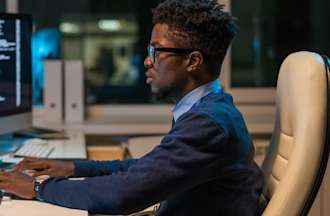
xmin=261 ymin=51 xmax=330 ymax=216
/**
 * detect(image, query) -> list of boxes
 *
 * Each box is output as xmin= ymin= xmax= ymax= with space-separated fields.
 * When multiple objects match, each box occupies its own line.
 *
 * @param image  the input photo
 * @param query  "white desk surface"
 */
xmin=0 ymin=130 xmax=86 ymax=165
xmin=0 ymin=200 xmax=87 ymax=216
xmin=47 ymin=130 xmax=87 ymax=159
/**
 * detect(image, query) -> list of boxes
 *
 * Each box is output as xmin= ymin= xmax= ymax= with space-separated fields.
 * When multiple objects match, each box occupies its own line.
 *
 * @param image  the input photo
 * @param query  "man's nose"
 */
xmin=144 ymin=56 xmax=153 ymax=69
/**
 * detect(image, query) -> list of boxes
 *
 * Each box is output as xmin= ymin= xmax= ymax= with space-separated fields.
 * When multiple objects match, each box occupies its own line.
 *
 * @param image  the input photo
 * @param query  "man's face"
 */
xmin=144 ymin=24 xmax=189 ymax=100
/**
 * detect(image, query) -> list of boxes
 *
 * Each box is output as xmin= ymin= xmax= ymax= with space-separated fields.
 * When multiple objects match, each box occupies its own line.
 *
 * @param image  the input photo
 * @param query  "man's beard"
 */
xmin=151 ymin=85 xmax=175 ymax=103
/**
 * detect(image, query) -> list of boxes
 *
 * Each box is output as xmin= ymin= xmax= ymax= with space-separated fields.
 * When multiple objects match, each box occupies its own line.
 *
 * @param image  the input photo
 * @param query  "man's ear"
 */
xmin=187 ymin=51 xmax=203 ymax=72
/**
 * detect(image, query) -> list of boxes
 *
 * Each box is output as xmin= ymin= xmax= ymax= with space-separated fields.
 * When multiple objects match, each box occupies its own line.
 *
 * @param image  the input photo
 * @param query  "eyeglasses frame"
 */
xmin=147 ymin=45 xmax=197 ymax=64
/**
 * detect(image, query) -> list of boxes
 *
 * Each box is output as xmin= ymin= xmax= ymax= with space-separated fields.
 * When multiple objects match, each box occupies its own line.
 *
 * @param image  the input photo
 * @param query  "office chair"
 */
xmin=259 ymin=51 xmax=330 ymax=216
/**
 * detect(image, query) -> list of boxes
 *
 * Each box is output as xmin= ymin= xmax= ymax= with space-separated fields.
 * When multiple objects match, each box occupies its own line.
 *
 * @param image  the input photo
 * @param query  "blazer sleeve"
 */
xmin=38 ymin=112 xmax=229 ymax=215
xmin=73 ymin=159 xmax=138 ymax=177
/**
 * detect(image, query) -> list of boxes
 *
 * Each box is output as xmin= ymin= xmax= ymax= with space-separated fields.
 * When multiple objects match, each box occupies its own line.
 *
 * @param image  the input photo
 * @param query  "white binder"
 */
xmin=43 ymin=60 xmax=63 ymax=123
xmin=64 ymin=60 xmax=84 ymax=124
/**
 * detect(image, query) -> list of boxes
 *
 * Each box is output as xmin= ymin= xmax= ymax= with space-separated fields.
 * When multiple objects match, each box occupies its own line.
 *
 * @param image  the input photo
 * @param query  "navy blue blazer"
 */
xmin=39 ymin=92 xmax=264 ymax=215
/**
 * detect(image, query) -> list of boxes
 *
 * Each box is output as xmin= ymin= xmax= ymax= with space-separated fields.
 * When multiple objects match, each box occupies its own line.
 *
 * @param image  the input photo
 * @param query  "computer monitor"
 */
xmin=0 ymin=13 xmax=32 ymax=136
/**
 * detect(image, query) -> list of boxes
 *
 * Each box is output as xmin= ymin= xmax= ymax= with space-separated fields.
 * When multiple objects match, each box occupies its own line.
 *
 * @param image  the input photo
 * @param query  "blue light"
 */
xmin=32 ymin=28 xmax=61 ymax=106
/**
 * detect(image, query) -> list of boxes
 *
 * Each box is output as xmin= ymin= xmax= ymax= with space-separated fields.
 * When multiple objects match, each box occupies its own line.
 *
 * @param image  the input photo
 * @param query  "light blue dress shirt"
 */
xmin=172 ymin=79 xmax=222 ymax=122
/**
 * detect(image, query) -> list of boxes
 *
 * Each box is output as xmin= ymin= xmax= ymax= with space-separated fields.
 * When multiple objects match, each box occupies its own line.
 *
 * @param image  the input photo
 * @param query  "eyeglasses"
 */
xmin=147 ymin=44 xmax=196 ymax=64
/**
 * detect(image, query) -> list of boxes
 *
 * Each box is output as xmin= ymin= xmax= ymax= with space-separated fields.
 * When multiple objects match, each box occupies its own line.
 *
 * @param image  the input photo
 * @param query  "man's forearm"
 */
xmin=38 ymin=174 xmax=157 ymax=215
xmin=74 ymin=159 xmax=138 ymax=177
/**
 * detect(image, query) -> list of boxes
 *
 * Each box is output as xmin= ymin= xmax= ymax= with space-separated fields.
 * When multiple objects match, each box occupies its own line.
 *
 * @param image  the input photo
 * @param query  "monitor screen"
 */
xmin=0 ymin=13 xmax=32 ymax=135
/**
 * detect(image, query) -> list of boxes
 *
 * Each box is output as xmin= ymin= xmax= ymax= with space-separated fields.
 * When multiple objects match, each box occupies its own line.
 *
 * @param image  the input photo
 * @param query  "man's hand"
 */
xmin=0 ymin=171 xmax=36 ymax=199
xmin=14 ymin=158 xmax=75 ymax=177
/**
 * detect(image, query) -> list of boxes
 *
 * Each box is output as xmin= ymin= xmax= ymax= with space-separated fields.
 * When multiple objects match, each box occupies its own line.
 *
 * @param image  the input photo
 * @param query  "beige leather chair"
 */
xmin=260 ymin=51 xmax=330 ymax=216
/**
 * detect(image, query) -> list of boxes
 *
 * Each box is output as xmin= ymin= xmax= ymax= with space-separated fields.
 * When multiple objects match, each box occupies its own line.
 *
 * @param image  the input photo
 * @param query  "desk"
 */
xmin=47 ymin=129 xmax=86 ymax=159
xmin=0 ymin=129 xmax=87 ymax=215
xmin=0 ymin=130 xmax=86 ymax=165
xmin=33 ymin=104 xmax=275 ymax=136
xmin=0 ymin=200 xmax=87 ymax=216
xmin=0 ymin=130 xmax=87 ymax=167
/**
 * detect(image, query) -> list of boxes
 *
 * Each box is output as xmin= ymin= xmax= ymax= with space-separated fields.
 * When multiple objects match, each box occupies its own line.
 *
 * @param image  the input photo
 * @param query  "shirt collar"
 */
xmin=172 ymin=79 xmax=222 ymax=122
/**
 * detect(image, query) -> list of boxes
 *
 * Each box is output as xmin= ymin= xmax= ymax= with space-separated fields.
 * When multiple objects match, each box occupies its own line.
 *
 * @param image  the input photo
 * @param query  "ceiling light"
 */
xmin=60 ymin=22 xmax=79 ymax=34
xmin=98 ymin=20 xmax=121 ymax=31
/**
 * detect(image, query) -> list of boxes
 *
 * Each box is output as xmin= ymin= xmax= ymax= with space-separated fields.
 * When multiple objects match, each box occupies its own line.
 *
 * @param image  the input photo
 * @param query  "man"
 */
xmin=0 ymin=0 xmax=264 ymax=215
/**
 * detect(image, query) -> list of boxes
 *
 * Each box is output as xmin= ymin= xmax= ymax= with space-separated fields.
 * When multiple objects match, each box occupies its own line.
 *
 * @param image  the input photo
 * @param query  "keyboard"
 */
xmin=14 ymin=139 xmax=54 ymax=158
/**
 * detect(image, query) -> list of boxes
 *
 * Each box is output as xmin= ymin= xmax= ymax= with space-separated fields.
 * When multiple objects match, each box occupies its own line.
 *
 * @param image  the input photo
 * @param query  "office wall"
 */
xmin=0 ymin=1 xmax=5 ymax=11
xmin=231 ymin=0 xmax=330 ymax=88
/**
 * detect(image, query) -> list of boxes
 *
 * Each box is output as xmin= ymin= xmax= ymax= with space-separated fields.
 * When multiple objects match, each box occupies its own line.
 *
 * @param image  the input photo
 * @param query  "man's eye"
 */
xmin=155 ymin=51 xmax=161 ymax=58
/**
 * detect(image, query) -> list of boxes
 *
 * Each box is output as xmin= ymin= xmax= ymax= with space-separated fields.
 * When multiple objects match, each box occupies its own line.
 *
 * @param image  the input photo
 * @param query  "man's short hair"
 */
xmin=152 ymin=0 xmax=238 ymax=76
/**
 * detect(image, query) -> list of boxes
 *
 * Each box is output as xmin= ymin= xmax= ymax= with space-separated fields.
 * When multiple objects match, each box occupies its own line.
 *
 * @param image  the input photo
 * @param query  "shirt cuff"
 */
xmin=73 ymin=160 xmax=92 ymax=177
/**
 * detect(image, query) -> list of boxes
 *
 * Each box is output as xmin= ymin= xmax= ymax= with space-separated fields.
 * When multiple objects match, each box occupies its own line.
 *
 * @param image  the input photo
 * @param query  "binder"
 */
xmin=64 ymin=60 xmax=84 ymax=124
xmin=43 ymin=60 xmax=63 ymax=123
